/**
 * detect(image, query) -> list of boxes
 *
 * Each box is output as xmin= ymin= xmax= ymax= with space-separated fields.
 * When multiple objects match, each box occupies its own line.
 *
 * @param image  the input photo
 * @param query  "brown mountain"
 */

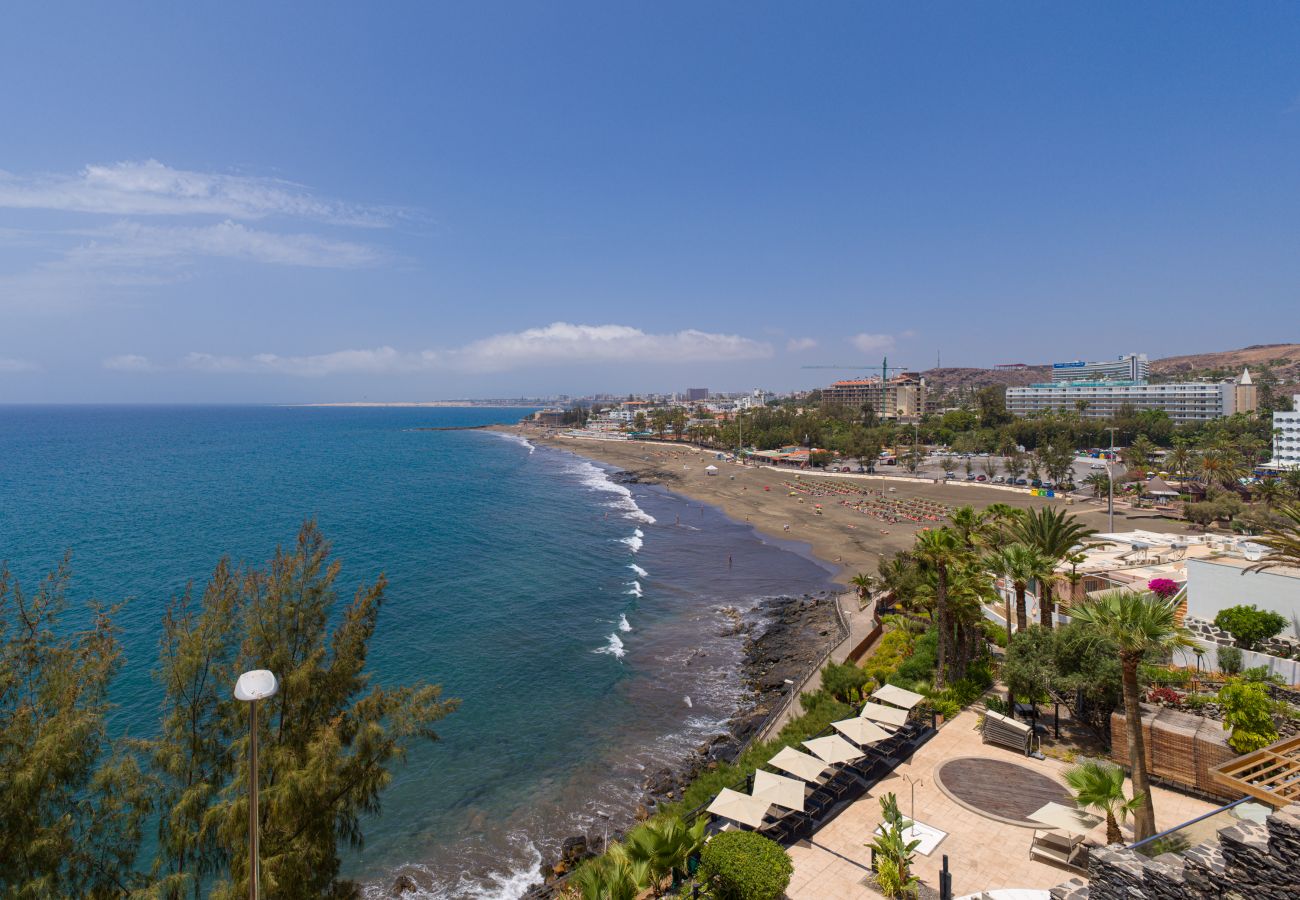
xmin=921 ymin=343 xmax=1300 ymax=393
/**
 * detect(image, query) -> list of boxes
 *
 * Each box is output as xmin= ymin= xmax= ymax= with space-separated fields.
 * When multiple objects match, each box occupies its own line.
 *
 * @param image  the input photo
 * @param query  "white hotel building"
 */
xmin=1006 ymin=354 xmax=1256 ymax=424
xmin=1271 ymin=396 xmax=1300 ymax=470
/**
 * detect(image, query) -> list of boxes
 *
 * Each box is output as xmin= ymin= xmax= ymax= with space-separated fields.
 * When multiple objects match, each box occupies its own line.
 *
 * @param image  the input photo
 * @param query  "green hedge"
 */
xmin=698 ymin=831 xmax=793 ymax=900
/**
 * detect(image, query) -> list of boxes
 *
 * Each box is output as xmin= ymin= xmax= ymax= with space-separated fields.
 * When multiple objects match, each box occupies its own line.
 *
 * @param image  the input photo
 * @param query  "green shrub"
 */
xmin=1241 ymin=666 xmax=1283 ymax=685
xmin=1218 ymin=680 xmax=1279 ymax=753
xmin=864 ymin=628 xmax=915 ymax=685
xmin=893 ymin=629 xmax=938 ymax=685
xmin=822 ymin=661 xmax=870 ymax=704
xmin=982 ymin=621 xmax=1009 ymax=649
xmin=1214 ymin=605 xmax=1288 ymax=651
xmin=984 ymin=695 xmax=1010 ymax=715
xmin=1216 ymin=645 xmax=1243 ymax=676
xmin=698 ymin=831 xmax=792 ymax=900
xmin=1181 ymin=692 xmax=1214 ymax=710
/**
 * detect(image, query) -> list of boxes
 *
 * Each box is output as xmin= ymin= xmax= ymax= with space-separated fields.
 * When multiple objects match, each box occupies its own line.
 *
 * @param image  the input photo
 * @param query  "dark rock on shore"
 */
xmin=741 ymin=593 xmax=842 ymax=715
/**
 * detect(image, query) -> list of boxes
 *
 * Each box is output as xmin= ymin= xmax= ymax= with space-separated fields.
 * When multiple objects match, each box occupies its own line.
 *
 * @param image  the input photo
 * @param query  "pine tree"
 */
xmin=199 ymin=521 xmax=460 ymax=899
xmin=0 ymin=559 xmax=150 ymax=897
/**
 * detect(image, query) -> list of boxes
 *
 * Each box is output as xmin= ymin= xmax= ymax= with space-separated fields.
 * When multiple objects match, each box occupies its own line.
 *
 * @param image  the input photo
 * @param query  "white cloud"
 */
xmin=849 ymin=332 xmax=895 ymax=353
xmin=103 ymin=354 xmax=156 ymax=372
xmin=0 ymin=357 xmax=38 ymax=373
xmin=74 ymin=220 xmax=386 ymax=269
xmin=0 ymin=160 xmax=398 ymax=226
xmin=168 ymin=323 xmax=774 ymax=377
xmin=449 ymin=323 xmax=772 ymax=373
xmin=786 ymin=337 xmax=818 ymax=353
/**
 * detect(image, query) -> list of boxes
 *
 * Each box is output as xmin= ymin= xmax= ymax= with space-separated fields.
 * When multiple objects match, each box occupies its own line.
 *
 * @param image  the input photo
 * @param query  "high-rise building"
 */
xmin=1271 ymin=395 xmax=1300 ymax=470
xmin=685 ymin=387 xmax=709 ymax=402
xmin=1006 ymin=362 xmax=1256 ymax=423
xmin=1050 ymin=353 xmax=1149 ymax=384
xmin=820 ymin=373 xmax=927 ymax=419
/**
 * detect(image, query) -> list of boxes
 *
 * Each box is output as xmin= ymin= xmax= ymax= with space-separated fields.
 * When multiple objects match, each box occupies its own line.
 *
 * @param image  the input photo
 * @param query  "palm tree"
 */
xmin=1165 ymin=445 xmax=1196 ymax=484
xmin=1246 ymin=503 xmax=1300 ymax=573
xmin=624 ymin=818 xmax=705 ymax=897
xmin=948 ymin=505 xmax=992 ymax=550
xmin=1069 ymin=590 xmax=1194 ymax=841
xmin=984 ymin=543 xmax=1053 ymax=633
xmin=571 ymin=842 xmax=650 ymax=900
xmin=911 ymin=527 xmax=967 ymax=687
xmin=1253 ymin=479 xmax=1283 ymax=507
xmin=1284 ymin=469 xmax=1300 ymax=500
xmin=1007 ymin=507 xmax=1097 ymax=627
xmin=1063 ymin=759 xmax=1144 ymax=845
xmin=1198 ymin=447 xmax=1247 ymax=492
xmin=1083 ymin=472 xmax=1110 ymax=499
xmin=849 ymin=572 xmax=875 ymax=608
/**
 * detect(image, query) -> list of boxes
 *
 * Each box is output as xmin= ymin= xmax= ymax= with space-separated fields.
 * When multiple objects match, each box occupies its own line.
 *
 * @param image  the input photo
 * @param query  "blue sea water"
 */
xmin=0 ymin=406 xmax=835 ymax=898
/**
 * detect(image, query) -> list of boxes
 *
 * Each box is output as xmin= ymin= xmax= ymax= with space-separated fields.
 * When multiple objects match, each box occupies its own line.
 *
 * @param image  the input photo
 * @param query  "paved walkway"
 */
xmin=785 ymin=707 xmax=1218 ymax=899
xmin=757 ymin=592 xmax=879 ymax=741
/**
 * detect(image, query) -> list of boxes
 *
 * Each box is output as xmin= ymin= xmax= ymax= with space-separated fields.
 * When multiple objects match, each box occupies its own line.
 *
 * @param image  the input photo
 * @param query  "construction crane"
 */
xmin=800 ymin=357 xmax=909 ymax=384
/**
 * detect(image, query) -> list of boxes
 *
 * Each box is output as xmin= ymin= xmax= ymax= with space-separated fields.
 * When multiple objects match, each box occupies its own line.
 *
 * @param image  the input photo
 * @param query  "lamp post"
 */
xmin=1106 ymin=426 xmax=1118 ymax=533
xmin=234 ymin=669 xmax=279 ymax=900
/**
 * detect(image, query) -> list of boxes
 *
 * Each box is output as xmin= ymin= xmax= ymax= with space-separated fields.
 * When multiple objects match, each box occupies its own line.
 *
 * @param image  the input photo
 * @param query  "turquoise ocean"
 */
xmin=0 ymin=406 xmax=835 ymax=898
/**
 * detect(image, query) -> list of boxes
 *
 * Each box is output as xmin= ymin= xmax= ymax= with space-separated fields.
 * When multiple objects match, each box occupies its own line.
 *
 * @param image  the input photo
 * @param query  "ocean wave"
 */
xmin=628 ymin=563 xmax=648 ymax=578
xmin=369 ymin=840 xmax=543 ymax=900
xmin=625 ymin=580 xmax=643 ymax=598
xmin=491 ymin=432 xmax=536 ymax=455
xmin=618 ymin=613 xmax=632 ymax=632
xmin=620 ymin=528 xmax=644 ymax=553
xmin=594 ymin=632 xmax=626 ymax=658
xmin=564 ymin=459 xmax=656 ymax=523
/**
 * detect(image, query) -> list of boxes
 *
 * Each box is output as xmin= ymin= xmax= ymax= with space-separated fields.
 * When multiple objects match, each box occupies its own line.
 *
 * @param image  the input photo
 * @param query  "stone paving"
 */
xmin=785 ymin=707 xmax=1218 ymax=899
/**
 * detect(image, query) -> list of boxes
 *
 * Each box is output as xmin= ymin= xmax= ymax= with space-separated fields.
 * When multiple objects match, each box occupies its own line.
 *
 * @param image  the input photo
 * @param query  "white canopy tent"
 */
xmin=1028 ymin=802 xmax=1102 ymax=836
xmin=860 ymin=701 xmax=909 ymax=728
xmin=707 ymin=788 xmax=772 ymax=829
xmin=872 ymin=684 xmax=925 ymax=710
xmin=751 ymin=770 xmax=806 ymax=812
xmin=768 ymin=746 xmax=834 ymax=782
xmin=803 ymin=734 xmax=865 ymax=764
xmin=832 ymin=717 xmax=892 ymax=746
xmin=705 ymin=465 xmax=719 ymax=475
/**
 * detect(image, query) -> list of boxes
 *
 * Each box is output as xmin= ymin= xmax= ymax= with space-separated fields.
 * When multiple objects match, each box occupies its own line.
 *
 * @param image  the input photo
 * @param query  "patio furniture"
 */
xmin=983 ymin=709 xmax=1033 ymax=755
xmin=1028 ymin=801 xmax=1101 ymax=873
xmin=860 ymin=702 xmax=909 ymax=729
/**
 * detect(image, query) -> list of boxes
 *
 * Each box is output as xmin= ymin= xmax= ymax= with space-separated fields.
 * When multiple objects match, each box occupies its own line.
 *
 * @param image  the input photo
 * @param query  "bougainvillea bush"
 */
xmin=1148 ymin=578 xmax=1179 ymax=600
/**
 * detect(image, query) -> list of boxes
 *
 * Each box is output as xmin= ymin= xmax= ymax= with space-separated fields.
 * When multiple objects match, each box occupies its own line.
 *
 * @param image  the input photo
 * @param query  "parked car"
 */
xmin=993 ymin=476 xmax=1005 ymax=483
xmin=1015 ymin=478 xmax=1028 ymax=485
xmin=1030 ymin=479 xmax=1042 ymax=488
xmin=944 ymin=471 xmax=956 ymax=479
xmin=976 ymin=475 xmax=987 ymax=482
xmin=1089 ymin=462 xmax=1106 ymax=470
xmin=1042 ymin=482 xmax=1055 ymax=490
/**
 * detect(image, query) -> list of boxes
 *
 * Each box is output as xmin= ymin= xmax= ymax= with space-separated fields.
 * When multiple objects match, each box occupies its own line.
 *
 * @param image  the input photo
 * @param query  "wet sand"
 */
xmin=504 ymin=428 xmax=1191 ymax=585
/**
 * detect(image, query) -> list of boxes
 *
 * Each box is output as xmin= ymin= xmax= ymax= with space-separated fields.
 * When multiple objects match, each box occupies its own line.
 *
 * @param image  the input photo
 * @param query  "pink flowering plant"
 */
xmin=1148 ymin=578 xmax=1179 ymax=600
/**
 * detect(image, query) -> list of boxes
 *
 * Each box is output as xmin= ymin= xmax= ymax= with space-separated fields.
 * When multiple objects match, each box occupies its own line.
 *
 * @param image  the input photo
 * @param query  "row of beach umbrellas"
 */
xmin=706 ymin=684 xmax=926 ymax=829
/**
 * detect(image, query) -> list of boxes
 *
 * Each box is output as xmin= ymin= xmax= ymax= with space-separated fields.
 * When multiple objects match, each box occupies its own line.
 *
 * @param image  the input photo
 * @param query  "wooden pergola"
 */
xmin=1214 ymin=735 xmax=1300 ymax=808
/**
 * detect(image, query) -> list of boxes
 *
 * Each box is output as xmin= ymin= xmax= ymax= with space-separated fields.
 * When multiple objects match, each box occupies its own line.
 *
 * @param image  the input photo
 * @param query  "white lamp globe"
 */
xmin=234 ymin=669 xmax=279 ymax=702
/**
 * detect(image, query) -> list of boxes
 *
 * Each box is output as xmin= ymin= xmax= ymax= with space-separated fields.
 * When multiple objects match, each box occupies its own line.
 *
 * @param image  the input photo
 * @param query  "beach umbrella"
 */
xmin=832 ymin=717 xmax=891 ymax=747
xmin=802 ymin=734 xmax=864 ymax=764
xmin=872 ymin=684 xmax=925 ymax=710
xmin=768 ymin=746 xmax=833 ymax=782
xmin=706 ymin=788 xmax=771 ymax=829
xmin=751 ymin=770 xmax=806 ymax=812
xmin=860 ymin=702 xmax=909 ymax=728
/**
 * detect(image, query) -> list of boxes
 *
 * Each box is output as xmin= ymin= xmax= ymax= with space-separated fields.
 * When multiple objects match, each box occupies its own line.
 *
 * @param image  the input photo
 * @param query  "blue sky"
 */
xmin=2 ymin=3 xmax=1299 ymax=402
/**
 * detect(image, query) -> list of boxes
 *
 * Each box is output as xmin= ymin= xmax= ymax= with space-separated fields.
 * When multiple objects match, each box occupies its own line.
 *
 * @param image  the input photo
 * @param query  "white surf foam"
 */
xmin=618 ymin=613 xmax=632 ymax=632
xmin=492 ymin=432 xmax=536 ymax=455
xmin=594 ymin=632 xmax=626 ymax=658
xmin=625 ymin=580 xmax=643 ymax=598
xmin=628 ymin=563 xmax=648 ymax=578
xmin=565 ymin=459 xmax=656 ymax=523
xmin=620 ymin=528 xmax=644 ymax=553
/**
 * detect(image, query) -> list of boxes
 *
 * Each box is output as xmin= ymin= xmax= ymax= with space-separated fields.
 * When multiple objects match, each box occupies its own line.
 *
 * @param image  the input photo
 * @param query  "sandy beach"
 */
xmin=506 ymin=428 xmax=1192 ymax=585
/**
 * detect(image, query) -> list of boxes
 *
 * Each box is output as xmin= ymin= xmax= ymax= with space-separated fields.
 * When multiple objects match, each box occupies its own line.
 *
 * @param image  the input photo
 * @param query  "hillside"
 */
xmin=921 ymin=343 xmax=1300 ymax=394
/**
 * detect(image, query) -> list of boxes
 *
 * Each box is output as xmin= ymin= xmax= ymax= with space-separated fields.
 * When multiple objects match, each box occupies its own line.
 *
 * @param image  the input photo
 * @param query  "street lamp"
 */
xmin=234 ymin=669 xmax=279 ymax=900
xmin=1106 ymin=427 xmax=1118 ymax=533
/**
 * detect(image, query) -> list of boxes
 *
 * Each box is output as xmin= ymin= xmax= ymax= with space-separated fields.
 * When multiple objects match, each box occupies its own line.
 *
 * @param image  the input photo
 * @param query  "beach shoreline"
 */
xmin=493 ymin=426 xmax=1190 ymax=588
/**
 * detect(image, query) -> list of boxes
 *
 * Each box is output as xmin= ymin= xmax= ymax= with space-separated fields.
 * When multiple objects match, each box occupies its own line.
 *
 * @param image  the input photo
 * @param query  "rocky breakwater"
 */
xmin=532 ymin=592 xmax=842 ymax=890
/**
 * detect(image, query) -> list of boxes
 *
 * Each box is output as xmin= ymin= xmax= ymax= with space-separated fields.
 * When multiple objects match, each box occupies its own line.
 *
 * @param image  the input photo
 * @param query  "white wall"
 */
xmin=1173 ymin=639 xmax=1300 ymax=686
xmin=1185 ymin=558 xmax=1300 ymax=626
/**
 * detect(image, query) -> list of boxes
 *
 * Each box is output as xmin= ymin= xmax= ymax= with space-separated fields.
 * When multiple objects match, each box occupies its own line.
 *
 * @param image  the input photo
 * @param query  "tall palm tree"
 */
xmin=1165 ymin=445 xmax=1196 ymax=484
xmin=948 ymin=505 xmax=992 ymax=550
xmin=1284 ymin=469 xmax=1300 ymax=500
xmin=984 ymin=543 xmax=1054 ymax=633
xmin=1083 ymin=472 xmax=1110 ymax=499
xmin=1246 ymin=503 xmax=1300 ymax=573
xmin=1007 ymin=507 xmax=1097 ymax=627
xmin=1252 ymin=479 xmax=1283 ymax=508
xmin=1069 ymin=590 xmax=1194 ymax=841
xmin=911 ymin=527 xmax=967 ymax=687
xmin=1063 ymin=760 xmax=1144 ymax=845
xmin=1198 ymin=447 xmax=1247 ymax=492
xmin=849 ymin=572 xmax=875 ymax=608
